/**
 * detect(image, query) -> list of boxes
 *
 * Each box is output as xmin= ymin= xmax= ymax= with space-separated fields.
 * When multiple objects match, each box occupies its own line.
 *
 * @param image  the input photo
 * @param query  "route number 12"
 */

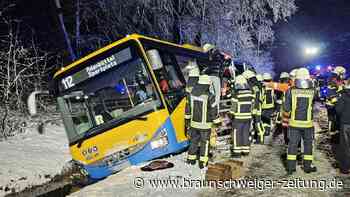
xmin=62 ymin=76 xmax=75 ymax=89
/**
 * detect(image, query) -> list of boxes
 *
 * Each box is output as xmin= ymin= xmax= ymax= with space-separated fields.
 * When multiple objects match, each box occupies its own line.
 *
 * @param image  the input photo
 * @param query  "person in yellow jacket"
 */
xmin=185 ymin=75 xmax=221 ymax=169
xmin=230 ymin=75 xmax=255 ymax=156
xmin=261 ymin=73 xmax=275 ymax=137
xmin=242 ymin=70 xmax=265 ymax=144
xmin=185 ymin=66 xmax=200 ymax=134
xmin=284 ymin=68 xmax=317 ymax=175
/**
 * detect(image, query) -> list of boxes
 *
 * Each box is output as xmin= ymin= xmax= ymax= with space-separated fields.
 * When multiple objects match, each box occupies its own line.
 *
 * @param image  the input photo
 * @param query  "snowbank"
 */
xmin=0 ymin=124 xmax=71 ymax=196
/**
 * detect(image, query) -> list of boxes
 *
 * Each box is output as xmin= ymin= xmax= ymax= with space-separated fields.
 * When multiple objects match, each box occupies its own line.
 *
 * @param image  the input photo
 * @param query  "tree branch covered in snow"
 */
xmin=64 ymin=0 xmax=296 ymax=74
xmin=0 ymin=3 xmax=57 ymax=138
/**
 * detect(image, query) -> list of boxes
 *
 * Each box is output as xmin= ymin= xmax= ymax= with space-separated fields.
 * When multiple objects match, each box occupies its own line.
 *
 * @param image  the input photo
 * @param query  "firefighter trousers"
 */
xmin=187 ymin=128 xmax=211 ymax=166
xmin=336 ymin=124 xmax=350 ymax=171
xmin=327 ymin=107 xmax=337 ymax=132
xmin=262 ymin=108 xmax=274 ymax=136
xmin=253 ymin=115 xmax=265 ymax=144
xmin=232 ymin=120 xmax=251 ymax=154
xmin=287 ymin=127 xmax=314 ymax=171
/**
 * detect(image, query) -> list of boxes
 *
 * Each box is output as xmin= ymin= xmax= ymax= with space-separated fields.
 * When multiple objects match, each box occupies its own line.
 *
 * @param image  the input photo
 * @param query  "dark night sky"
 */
xmin=272 ymin=0 xmax=350 ymax=72
xmin=6 ymin=0 xmax=350 ymax=72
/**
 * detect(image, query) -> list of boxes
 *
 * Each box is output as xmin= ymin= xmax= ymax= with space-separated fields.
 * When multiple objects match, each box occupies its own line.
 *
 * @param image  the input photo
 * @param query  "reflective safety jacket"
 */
xmin=185 ymin=76 xmax=199 ymax=94
xmin=262 ymin=85 xmax=275 ymax=110
xmin=185 ymin=76 xmax=199 ymax=124
xmin=326 ymin=85 xmax=338 ymax=107
xmin=185 ymin=83 xmax=221 ymax=129
xmin=284 ymin=88 xmax=315 ymax=128
xmin=230 ymin=89 xmax=255 ymax=120
xmin=252 ymin=86 xmax=262 ymax=117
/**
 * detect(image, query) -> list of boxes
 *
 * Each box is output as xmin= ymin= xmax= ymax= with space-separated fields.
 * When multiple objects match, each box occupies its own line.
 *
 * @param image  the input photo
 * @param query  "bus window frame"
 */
xmin=138 ymin=38 xmax=210 ymax=111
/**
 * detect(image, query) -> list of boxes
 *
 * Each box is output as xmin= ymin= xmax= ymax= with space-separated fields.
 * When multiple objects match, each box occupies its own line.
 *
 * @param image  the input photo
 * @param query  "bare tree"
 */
xmin=0 ymin=7 xmax=55 ymax=138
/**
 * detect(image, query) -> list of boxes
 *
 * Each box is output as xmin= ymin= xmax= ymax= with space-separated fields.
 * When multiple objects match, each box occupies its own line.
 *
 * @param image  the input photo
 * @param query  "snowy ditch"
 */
xmin=0 ymin=123 xmax=73 ymax=197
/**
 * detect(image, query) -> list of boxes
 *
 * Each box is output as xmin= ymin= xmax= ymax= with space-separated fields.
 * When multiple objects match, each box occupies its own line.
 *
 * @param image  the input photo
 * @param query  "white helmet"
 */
xmin=263 ymin=73 xmax=272 ymax=81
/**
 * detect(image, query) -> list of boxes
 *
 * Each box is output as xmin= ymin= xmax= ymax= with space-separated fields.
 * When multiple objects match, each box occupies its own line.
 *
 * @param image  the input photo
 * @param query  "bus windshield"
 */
xmin=57 ymin=43 xmax=162 ymax=143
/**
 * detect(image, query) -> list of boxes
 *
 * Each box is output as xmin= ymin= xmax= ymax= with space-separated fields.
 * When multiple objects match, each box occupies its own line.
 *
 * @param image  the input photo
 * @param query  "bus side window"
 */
xmin=146 ymin=49 xmax=189 ymax=112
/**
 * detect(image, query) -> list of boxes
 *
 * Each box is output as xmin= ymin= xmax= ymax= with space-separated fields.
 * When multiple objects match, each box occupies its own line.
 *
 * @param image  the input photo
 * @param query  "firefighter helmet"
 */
xmin=256 ymin=74 xmax=263 ymax=82
xmin=280 ymin=72 xmax=290 ymax=79
xmin=202 ymin=43 xmax=215 ymax=53
xmin=334 ymin=66 xmax=346 ymax=74
xmin=263 ymin=73 xmax=272 ymax=81
xmin=242 ymin=70 xmax=256 ymax=79
xmin=235 ymin=75 xmax=250 ymax=90
xmin=198 ymin=74 xmax=211 ymax=85
xmin=188 ymin=66 xmax=200 ymax=77
xmin=296 ymin=68 xmax=310 ymax=80
xmin=334 ymin=66 xmax=346 ymax=79
xmin=289 ymin=69 xmax=298 ymax=80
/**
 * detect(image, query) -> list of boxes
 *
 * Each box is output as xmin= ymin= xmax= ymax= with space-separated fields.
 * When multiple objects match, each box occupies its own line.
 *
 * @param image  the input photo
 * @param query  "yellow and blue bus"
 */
xmin=51 ymin=34 xmax=208 ymax=179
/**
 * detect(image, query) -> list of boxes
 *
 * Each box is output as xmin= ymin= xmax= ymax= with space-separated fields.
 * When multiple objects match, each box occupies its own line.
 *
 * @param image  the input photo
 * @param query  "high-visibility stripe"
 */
xmin=185 ymin=115 xmax=191 ymax=119
xmin=287 ymin=154 xmax=297 ymax=160
xmin=190 ymin=121 xmax=212 ymax=129
xmin=289 ymin=90 xmax=314 ymax=128
xmin=199 ymin=156 xmax=209 ymax=163
xmin=237 ymin=94 xmax=254 ymax=98
xmin=304 ymin=155 xmax=313 ymax=161
xmin=263 ymin=123 xmax=271 ymax=128
xmin=235 ymin=115 xmax=252 ymax=120
xmin=233 ymin=129 xmax=237 ymax=149
xmin=187 ymin=154 xmax=197 ymax=160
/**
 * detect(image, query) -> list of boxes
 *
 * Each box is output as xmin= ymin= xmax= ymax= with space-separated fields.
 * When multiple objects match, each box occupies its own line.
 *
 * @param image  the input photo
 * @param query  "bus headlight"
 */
xmin=150 ymin=128 xmax=168 ymax=149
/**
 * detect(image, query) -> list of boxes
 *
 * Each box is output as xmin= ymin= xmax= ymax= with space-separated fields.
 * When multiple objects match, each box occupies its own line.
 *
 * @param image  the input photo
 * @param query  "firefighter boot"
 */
xmin=186 ymin=159 xmax=196 ymax=165
xmin=199 ymin=161 xmax=207 ymax=169
xmin=287 ymin=160 xmax=297 ymax=175
xmin=303 ymin=161 xmax=317 ymax=173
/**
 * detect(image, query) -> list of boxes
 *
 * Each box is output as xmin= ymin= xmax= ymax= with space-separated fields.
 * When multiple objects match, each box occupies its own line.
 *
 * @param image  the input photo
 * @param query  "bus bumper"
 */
xmin=82 ymin=118 xmax=189 ymax=180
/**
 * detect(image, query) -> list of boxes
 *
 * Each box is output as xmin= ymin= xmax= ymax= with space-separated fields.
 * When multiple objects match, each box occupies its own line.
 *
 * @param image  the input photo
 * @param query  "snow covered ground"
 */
xmin=69 ymin=153 xmax=213 ymax=197
xmin=0 ymin=123 xmax=71 ymax=196
xmin=69 ymin=104 xmax=349 ymax=197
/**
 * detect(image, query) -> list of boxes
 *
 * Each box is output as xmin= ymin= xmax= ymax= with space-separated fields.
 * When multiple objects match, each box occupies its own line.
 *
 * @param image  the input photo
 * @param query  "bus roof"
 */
xmin=53 ymin=34 xmax=204 ymax=78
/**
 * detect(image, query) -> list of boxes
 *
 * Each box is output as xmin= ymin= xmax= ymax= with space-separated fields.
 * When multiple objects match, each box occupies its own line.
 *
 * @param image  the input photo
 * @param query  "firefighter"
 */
xmin=185 ymin=75 xmax=221 ymax=169
xmin=185 ymin=66 xmax=200 ymax=133
xmin=261 ymin=73 xmax=275 ymax=137
xmin=202 ymin=43 xmax=224 ymax=113
xmin=230 ymin=75 xmax=255 ymax=156
xmin=284 ymin=68 xmax=317 ymax=175
xmin=334 ymin=66 xmax=347 ymax=93
xmin=274 ymin=72 xmax=290 ymax=140
xmin=335 ymin=79 xmax=350 ymax=174
xmin=326 ymin=72 xmax=339 ymax=133
xmin=281 ymin=69 xmax=298 ymax=129
xmin=242 ymin=70 xmax=265 ymax=144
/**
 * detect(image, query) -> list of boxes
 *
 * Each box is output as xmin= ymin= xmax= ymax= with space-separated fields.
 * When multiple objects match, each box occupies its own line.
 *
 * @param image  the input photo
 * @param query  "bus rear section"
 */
xmin=53 ymin=35 xmax=205 ymax=179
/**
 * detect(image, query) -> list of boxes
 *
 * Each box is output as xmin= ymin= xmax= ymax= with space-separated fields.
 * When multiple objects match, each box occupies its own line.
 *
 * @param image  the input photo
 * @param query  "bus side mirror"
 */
xmin=27 ymin=90 xmax=50 ymax=116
